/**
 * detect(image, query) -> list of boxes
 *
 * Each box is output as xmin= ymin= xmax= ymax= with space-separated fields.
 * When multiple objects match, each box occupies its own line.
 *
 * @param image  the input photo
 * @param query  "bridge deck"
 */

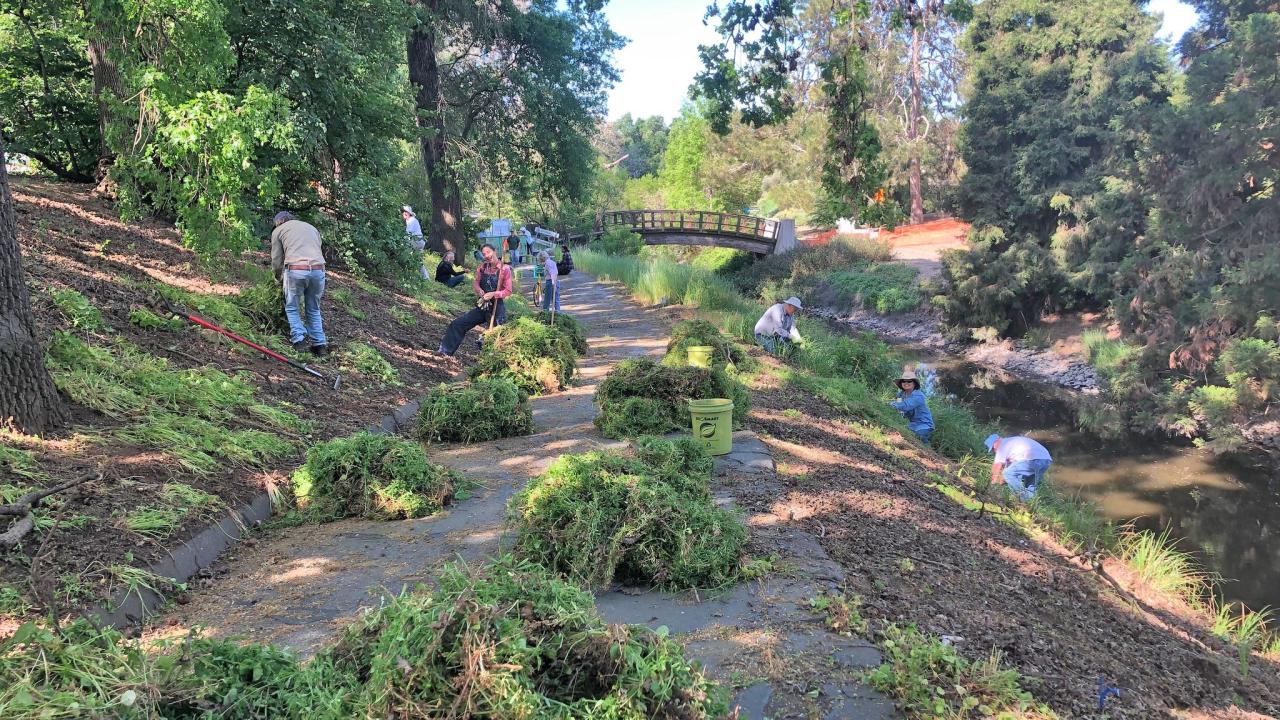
xmin=602 ymin=210 xmax=780 ymax=243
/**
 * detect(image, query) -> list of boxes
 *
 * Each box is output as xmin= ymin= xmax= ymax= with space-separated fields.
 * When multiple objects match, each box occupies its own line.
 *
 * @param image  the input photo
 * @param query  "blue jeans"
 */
xmin=908 ymin=424 xmax=933 ymax=446
xmin=542 ymin=279 xmax=560 ymax=311
xmin=1003 ymin=458 xmax=1052 ymax=501
xmin=283 ymin=269 xmax=326 ymax=345
xmin=755 ymin=332 xmax=791 ymax=354
xmin=443 ymin=275 xmax=467 ymax=288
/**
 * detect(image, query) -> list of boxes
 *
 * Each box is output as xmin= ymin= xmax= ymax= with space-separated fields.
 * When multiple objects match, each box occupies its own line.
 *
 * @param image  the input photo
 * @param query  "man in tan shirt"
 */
xmin=270 ymin=211 xmax=329 ymax=355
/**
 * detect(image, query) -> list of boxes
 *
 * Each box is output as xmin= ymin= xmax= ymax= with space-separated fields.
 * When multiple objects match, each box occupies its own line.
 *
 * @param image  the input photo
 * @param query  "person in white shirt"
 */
xmin=753 ymin=296 xmax=804 ymax=353
xmin=986 ymin=434 xmax=1053 ymax=501
xmin=402 ymin=206 xmax=428 ymax=279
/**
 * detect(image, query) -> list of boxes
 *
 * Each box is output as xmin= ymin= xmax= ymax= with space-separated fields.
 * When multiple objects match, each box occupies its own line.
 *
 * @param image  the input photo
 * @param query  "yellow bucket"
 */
xmin=688 ymin=398 xmax=734 ymax=456
xmin=687 ymin=345 xmax=714 ymax=368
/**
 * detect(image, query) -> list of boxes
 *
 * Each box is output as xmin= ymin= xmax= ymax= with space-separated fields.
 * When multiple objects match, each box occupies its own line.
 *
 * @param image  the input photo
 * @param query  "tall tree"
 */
xmin=0 ymin=136 xmax=67 ymax=434
xmin=407 ymin=0 xmax=621 ymax=254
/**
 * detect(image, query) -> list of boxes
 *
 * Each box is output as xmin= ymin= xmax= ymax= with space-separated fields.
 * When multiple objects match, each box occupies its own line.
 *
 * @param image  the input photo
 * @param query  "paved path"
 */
xmin=164 ymin=273 xmax=895 ymax=719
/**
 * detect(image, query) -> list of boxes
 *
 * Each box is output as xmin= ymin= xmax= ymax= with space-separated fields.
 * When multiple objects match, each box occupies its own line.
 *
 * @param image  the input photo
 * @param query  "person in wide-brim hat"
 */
xmin=891 ymin=363 xmax=934 ymax=445
xmin=753 ymin=296 xmax=804 ymax=354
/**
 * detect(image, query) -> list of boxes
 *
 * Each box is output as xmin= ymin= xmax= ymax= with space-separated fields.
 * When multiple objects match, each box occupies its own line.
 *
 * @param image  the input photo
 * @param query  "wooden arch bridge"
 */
xmin=597 ymin=209 xmax=796 ymax=255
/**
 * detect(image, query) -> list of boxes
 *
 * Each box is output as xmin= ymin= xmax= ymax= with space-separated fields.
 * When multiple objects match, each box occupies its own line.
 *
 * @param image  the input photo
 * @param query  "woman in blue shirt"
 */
xmin=891 ymin=366 xmax=934 ymax=445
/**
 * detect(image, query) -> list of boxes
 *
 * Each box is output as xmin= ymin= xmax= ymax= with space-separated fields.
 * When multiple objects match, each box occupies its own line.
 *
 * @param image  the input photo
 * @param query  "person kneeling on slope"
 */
xmin=986 ymin=434 xmax=1053 ymax=502
xmin=891 ymin=366 xmax=934 ymax=445
xmin=754 ymin=296 xmax=803 ymax=353
xmin=437 ymin=244 xmax=512 ymax=356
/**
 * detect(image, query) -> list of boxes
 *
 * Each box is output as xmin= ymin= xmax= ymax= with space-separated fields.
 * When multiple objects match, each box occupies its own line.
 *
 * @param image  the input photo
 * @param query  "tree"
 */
xmin=941 ymin=0 xmax=1172 ymax=335
xmin=407 ymin=0 xmax=622 ymax=254
xmin=0 ymin=136 xmax=67 ymax=434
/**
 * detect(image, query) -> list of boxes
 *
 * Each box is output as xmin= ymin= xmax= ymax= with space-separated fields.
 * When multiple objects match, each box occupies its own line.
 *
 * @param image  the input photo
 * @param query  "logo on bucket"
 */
xmin=697 ymin=421 xmax=716 ymax=439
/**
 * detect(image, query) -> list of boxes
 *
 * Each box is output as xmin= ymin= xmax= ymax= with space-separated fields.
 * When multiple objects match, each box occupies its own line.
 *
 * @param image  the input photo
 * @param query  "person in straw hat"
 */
xmin=891 ymin=364 xmax=934 ymax=445
xmin=753 ymin=296 xmax=804 ymax=353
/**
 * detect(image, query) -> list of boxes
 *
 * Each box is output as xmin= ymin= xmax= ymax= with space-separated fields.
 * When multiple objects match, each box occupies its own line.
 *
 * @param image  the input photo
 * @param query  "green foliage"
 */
xmin=0 ymin=558 xmax=727 ymax=719
xmin=689 ymin=247 xmax=753 ymax=275
xmin=929 ymin=399 xmax=992 ymax=460
xmin=594 ymin=359 xmax=750 ymax=440
xmin=1026 ymin=479 xmax=1117 ymax=554
xmin=538 ymin=312 xmax=588 ymax=355
xmin=663 ymin=319 xmax=755 ymax=370
xmin=469 ymin=316 xmax=579 ymax=395
xmin=597 ymin=113 xmax=670 ymax=177
xmin=234 ymin=279 xmax=288 ymax=334
xmin=292 ymin=432 xmax=459 ymax=521
xmin=321 ymin=556 xmax=728 ymax=718
xmin=1118 ymin=529 xmax=1208 ymax=603
xmin=595 ymin=225 xmax=645 ymax=255
xmin=934 ymin=227 xmax=1065 ymax=336
xmin=50 ymin=288 xmax=103 ymax=331
xmin=511 ymin=439 xmax=745 ymax=590
xmin=128 ymin=308 xmax=186 ymax=332
xmin=828 ymin=263 xmax=921 ymax=314
xmin=659 ymin=107 xmax=714 ymax=210
xmin=725 ymin=239 xmax=893 ymax=304
xmin=416 ymin=379 xmax=534 ymax=444
xmin=867 ymin=624 xmax=1054 ymax=718
xmin=339 ymin=342 xmax=400 ymax=386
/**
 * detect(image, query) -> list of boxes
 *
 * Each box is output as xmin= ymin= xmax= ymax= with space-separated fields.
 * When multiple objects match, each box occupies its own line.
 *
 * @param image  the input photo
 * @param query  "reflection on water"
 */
xmin=933 ymin=359 xmax=1280 ymax=611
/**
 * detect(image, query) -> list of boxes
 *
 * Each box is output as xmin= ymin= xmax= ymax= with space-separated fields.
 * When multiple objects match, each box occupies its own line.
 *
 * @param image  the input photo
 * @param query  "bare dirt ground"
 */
xmin=2 ymin=179 xmax=473 ymax=623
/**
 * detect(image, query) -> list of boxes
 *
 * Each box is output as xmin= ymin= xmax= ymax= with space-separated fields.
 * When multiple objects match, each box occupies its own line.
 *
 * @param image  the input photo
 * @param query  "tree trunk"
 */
xmin=407 ymin=14 xmax=466 ymax=256
xmin=907 ymin=22 xmax=924 ymax=226
xmin=86 ymin=13 xmax=123 ymax=189
xmin=0 ymin=137 xmax=68 ymax=435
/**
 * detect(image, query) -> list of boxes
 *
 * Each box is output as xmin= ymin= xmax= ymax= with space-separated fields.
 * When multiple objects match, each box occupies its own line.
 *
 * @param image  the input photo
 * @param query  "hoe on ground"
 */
xmin=158 ymin=297 xmax=342 ymax=390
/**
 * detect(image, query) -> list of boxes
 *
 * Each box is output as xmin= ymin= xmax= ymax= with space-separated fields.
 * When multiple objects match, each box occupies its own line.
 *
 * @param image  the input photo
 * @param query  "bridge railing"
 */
xmin=602 ymin=210 xmax=780 ymax=241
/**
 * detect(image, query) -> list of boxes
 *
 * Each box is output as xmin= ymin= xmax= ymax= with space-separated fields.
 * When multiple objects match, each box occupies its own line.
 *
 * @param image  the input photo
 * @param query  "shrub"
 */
xmin=663 ymin=319 xmax=755 ymax=370
xmin=416 ymin=378 xmax=534 ymax=443
xmin=510 ymin=438 xmax=744 ymax=589
xmin=595 ymin=225 xmax=645 ymax=255
xmin=537 ymin=311 xmax=588 ymax=355
xmin=234 ymin=278 xmax=289 ymax=333
xmin=594 ymin=359 xmax=750 ymax=439
xmin=321 ymin=555 xmax=729 ymax=718
xmin=292 ymin=432 xmax=459 ymax=520
xmin=469 ymin=316 xmax=578 ymax=395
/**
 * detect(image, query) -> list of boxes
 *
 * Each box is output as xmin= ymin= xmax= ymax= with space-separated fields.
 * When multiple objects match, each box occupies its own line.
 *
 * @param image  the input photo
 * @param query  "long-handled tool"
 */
xmin=161 ymin=300 xmax=341 ymax=389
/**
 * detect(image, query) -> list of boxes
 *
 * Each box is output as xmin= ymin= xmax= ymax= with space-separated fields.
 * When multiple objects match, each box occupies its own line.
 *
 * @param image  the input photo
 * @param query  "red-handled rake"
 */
xmin=160 ymin=299 xmax=341 ymax=390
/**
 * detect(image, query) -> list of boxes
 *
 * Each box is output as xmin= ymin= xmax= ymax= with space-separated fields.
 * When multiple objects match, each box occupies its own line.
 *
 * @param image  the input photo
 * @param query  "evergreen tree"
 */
xmin=940 ymin=0 xmax=1171 ymax=335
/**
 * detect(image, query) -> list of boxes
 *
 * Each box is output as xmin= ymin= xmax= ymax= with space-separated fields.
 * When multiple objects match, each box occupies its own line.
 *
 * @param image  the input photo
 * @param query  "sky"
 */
xmin=603 ymin=0 xmax=1202 ymax=123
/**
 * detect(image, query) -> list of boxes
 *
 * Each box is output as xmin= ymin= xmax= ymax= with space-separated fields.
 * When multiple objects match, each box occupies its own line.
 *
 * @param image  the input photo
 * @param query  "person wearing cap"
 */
xmin=270 ymin=211 xmax=329 ymax=356
xmin=891 ymin=365 xmax=934 ymax=445
xmin=437 ymin=243 xmax=513 ymax=356
xmin=985 ymin=434 xmax=1053 ymax=501
xmin=753 ymin=297 xmax=804 ymax=353
xmin=402 ymin=206 xmax=429 ymax=280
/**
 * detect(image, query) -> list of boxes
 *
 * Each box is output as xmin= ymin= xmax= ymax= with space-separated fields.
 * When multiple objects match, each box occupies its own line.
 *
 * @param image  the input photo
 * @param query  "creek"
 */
xmin=913 ymin=353 xmax=1279 ymax=611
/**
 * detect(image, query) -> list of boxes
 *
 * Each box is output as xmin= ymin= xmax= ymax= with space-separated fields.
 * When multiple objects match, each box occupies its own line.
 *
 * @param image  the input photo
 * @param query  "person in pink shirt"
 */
xmin=437 ymin=243 xmax=512 ymax=355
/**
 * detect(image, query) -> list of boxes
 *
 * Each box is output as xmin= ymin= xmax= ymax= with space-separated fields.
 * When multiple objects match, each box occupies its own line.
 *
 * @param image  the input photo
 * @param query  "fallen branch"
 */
xmin=0 ymin=472 xmax=102 ymax=550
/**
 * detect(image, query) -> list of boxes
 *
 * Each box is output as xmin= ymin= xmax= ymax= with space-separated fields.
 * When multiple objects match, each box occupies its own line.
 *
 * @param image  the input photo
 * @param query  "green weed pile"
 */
xmin=234 ymin=278 xmax=289 ymax=333
xmin=594 ymin=358 xmax=749 ymax=439
xmin=417 ymin=378 xmax=534 ymax=443
xmin=469 ymin=315 xmax=579 ymax=395
xmin=538 ymin=311 xmax=589 ymax=354
xmin=663 ymin=319 xmax=755 ymax=370
xmin=45 ymin=332 xmax=308 ymax=474
xmin=50 ymin=288 xmax=104 ymax=331
xmin=0 ymin=558 xmax=727 ymax=719
xmin=510 ymin=437 xmax=745 ymax=589
xmin=292 ymin=431 xmax=460 ymax=520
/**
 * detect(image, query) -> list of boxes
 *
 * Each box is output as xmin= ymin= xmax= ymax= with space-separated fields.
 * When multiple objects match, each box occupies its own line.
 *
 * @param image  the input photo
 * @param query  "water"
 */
xmin=930 ymin=359 xmax=1280 ymax=611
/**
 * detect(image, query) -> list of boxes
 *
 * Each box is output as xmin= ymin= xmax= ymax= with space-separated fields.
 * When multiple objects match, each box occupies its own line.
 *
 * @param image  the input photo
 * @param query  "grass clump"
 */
xmin=417 ymin=378 xmax=534 ymax=443
xmin=128 ymin=307 xmax=186 ymax=331
xmin=469 ymin=316 xmax=578 ymax=395
xmin=321 ymin=555 xmax=728 ymax=718
xmin=594 ymin=358 xmax=750 ymax=440
xmin=866 ymin=624 xmax=1055 ymax=719
xmin=50 ymin=288 xmax=104 ymax=331
xmin=538 ymin=311 xmax=589 ymax=354
xmin=339 ymin=341 xmax=401 ymax=386
xmin=292 ymin=431 xmax=460 ymax=520
xmin=510 ymin=437 xmax=745 ymax=589
xmin=1117 ymin=528 xmax=1207 ymax=602
xmin=663 ymin=319 xmax=755 ymax=371
xmin=234 ymin=278 xmax=289 ymax=333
